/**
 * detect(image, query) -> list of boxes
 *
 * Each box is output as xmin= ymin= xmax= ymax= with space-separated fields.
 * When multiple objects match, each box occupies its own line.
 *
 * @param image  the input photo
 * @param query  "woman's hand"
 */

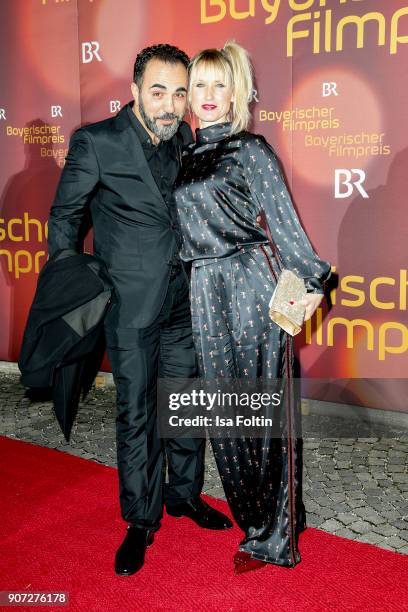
xmin=299 ymin=293 xmax=324 ymax=322
xmin=257 ymin=210 xmax=324 ymax=323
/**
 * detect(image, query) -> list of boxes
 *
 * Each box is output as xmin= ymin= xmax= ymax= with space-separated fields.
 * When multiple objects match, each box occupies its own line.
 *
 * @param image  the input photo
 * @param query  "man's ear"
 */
xmin=130 ymin=81 xmax=139 ymax=104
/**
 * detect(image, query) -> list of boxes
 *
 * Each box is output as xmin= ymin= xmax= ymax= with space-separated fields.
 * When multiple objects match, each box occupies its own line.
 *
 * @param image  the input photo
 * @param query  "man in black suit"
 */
xmin=47 ymin=44 xmax=232 ymax=576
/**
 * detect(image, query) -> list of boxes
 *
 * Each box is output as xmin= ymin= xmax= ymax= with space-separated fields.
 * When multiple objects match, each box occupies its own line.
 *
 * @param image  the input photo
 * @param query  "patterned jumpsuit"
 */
xmin=174 ymin=122 xmax=331 ymax=567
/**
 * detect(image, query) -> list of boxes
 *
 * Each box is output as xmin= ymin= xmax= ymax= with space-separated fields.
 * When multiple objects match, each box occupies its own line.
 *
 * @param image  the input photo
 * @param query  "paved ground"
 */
xmin=1 ymin=372 xmax=407 ymax=555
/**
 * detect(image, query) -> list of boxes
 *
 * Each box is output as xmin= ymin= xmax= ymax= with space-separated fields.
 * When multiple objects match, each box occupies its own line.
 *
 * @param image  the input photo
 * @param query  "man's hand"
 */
xmin=299 ymin=294 xmax=323 ymax=322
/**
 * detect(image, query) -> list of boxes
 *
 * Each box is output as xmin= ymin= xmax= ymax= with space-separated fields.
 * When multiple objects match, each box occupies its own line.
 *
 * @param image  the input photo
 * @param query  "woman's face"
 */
xmin=190 ymin=64 xmax=234 ymax=128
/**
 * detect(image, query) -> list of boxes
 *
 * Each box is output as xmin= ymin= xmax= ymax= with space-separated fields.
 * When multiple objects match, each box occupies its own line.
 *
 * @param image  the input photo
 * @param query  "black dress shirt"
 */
xmin=126 ymin=104 xmax=181 ymax=266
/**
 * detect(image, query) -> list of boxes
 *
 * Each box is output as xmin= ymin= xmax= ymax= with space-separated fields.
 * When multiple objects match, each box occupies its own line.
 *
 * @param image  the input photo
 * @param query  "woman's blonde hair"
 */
xmin=188 ymin=40 xmax=254 ymax=134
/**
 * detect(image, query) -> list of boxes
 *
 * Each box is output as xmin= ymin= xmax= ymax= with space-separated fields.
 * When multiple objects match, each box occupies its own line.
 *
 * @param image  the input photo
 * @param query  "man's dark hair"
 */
xmin=133 ymin=44 xmax=190 ymax=86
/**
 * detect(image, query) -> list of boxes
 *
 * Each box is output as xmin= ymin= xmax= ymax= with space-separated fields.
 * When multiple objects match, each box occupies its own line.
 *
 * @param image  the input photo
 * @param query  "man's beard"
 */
xmin=139 ymin=99 xmax=182 ymax=141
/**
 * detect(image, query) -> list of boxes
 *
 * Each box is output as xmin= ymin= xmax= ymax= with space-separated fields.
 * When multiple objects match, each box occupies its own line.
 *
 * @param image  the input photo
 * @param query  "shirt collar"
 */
xmin=195 ymin=121 xmax=232 ymax=145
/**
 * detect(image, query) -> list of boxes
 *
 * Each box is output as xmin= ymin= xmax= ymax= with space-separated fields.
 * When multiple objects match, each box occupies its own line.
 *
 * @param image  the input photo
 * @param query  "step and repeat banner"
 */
xmin=0 ymin=0 xmax=407 ymax=410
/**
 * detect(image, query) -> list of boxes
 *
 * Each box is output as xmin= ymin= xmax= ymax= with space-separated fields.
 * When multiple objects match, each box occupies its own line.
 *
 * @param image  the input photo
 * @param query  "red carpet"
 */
xmin=0 ymin=436 xmax=407 ymax=612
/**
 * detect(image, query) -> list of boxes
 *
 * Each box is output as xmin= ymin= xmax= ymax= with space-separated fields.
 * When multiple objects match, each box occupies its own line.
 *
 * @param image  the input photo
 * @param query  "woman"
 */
xmin=174 ymin=41 xmax=331 ymax=571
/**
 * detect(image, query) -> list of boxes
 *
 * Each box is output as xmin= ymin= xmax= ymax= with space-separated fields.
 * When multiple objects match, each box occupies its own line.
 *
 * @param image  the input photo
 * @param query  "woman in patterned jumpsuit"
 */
xmin=174 ymin=41 xmax=331 ymax=571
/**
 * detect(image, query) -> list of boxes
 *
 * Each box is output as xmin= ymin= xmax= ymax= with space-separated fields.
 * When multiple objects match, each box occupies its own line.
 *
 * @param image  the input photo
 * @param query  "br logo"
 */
xmin=110 ymin=101 xmax=121 ymax=113
xmin=51 ymin=106 xmax=63 ymax=118
xmin=82 ymin=41 xmax=102 ymax=64
xmin=334 ymin=169 xmax=369 ymax=199
xmin=322 ymin=82 xmax=338 ymax=97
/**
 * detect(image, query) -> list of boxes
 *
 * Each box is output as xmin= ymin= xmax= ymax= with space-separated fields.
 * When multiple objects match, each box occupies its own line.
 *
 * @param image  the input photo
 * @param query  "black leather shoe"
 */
xmin=166 ymin=496 xmax=233 ymax=530
xmin=114 ymin=526 xmax=154 ymax=576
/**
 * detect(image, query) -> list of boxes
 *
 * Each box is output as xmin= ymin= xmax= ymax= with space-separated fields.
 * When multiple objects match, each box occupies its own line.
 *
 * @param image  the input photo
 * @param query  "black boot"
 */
xmin=166 ymin=496 xmax=233 ymax=530
xmin=114 ymin=525 xmax=154 ymax=576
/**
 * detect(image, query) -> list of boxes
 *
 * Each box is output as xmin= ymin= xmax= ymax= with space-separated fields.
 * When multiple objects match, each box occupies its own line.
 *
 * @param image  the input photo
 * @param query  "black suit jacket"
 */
xmin=48 ymin=103 xmax=193 ymax=344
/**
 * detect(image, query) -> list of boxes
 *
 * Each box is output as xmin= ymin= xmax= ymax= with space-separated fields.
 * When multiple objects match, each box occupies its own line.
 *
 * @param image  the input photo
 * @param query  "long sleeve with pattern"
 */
xmin=245 ymin=135 xmax=331 ymax=293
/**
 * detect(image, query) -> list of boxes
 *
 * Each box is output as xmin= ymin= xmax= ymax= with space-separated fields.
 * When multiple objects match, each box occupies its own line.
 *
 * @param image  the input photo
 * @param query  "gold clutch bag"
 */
xmin=268 ymin=269 xmax=306 ymax=336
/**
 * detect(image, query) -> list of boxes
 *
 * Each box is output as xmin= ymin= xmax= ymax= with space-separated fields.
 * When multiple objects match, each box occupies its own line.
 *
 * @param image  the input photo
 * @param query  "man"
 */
xmin=47 ymin=44 xmax=232 ymax=577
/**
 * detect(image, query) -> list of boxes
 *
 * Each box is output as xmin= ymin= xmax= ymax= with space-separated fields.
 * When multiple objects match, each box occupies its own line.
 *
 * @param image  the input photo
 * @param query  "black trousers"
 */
xmin=106 ymin=266 xmax=205 ymax=531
